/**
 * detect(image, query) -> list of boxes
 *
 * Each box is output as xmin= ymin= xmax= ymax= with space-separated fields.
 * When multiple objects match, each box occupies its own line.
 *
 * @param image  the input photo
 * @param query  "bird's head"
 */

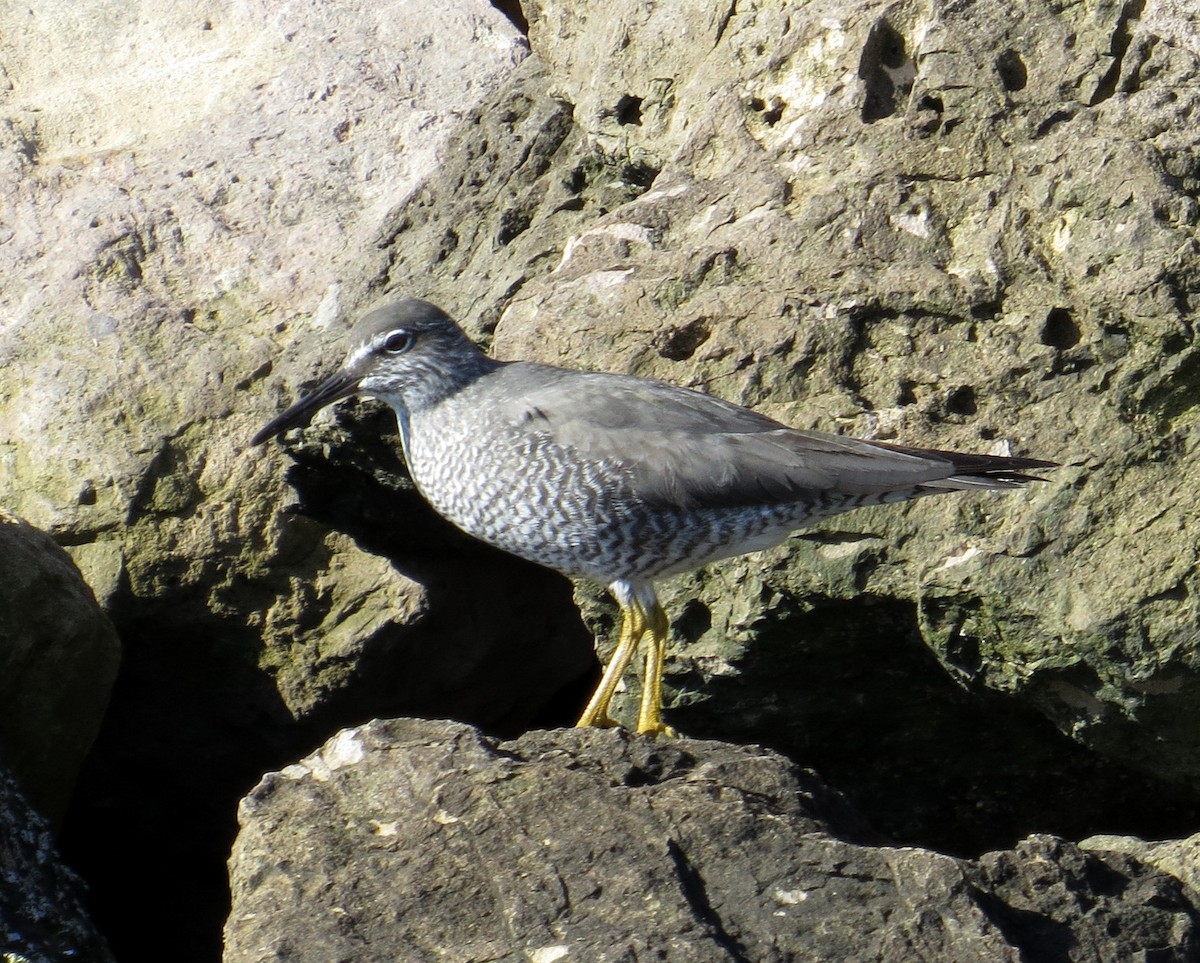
xmin=251 ymin=298 xmax=494 ymax=445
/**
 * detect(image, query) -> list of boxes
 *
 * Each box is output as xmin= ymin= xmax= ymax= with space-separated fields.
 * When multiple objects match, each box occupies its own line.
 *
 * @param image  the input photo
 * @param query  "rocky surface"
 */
xmin=2 ymin=0 xmax=1200 ymax=959
xmin=439 ymin=0 xmax=1200 ymax=783
xmin=300 ymin=0 xmax=1200 ymax=846
xmin=1085 ymin=832 xmax=1200 ymax=898
xmin=0 ymin=511 xmax=119 ymax=823
xmin=0 ymin=765 xmax=114 ymax=963
xmin=226 ymin=719 xmax=1200 ymax=963
xmin=1 ymin=2 xmax=570 ymax=959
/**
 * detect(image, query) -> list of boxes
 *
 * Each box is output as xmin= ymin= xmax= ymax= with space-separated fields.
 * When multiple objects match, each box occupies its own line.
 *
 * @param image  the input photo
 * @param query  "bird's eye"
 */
xmin=381 ymin=330 xmax=414 ymax=354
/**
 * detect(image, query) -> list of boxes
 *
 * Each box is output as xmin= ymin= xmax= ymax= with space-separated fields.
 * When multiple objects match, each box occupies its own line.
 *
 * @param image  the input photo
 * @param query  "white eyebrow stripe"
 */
xmin=345 ymin=342 xmax=375 ymax=367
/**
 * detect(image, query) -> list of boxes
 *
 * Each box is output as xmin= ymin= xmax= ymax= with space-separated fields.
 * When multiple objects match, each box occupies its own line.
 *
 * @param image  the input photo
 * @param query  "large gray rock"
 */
xmin=348 ymin=0 xmax=1200 ymax=830
xmin=464 ymin=0 xmax=1200 ymax=782
xmin=225 ymin=719 xmax=1200 ymax=963
xmin=0 ymin=1 xmax=559 ymax=958
xmin=0 ymin=511 xmax=119 ymax=822
xmin=0 ymin=0 xmax=547 ymax=728
xmin=4 ymin=0 xmax=1200 ymax=957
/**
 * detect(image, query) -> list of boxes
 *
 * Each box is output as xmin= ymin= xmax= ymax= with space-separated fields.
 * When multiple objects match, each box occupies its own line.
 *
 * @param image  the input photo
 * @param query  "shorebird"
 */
xmin=254 ymin=299 xmax=1053 ymax=735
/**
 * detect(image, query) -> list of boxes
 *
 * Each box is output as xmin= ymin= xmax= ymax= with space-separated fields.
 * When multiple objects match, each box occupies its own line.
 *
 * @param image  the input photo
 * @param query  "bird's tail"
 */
xmin=872 ymin=441 xmax=1058 ymax=491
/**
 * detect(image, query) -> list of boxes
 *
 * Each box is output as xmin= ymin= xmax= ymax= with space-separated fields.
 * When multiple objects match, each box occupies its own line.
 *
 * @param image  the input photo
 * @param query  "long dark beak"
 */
xmin=251 ymin=369 xmax=362 ymax=445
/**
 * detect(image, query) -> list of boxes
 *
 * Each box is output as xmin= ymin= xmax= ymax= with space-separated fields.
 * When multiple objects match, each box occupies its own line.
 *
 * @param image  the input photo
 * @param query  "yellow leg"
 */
xmin=577 ymin=583 xmax=676 ymax=737
xmin=636 ymin=601 xmax=675 ymax=737
xmin=576 ymin=600 xmax=647 ymax=728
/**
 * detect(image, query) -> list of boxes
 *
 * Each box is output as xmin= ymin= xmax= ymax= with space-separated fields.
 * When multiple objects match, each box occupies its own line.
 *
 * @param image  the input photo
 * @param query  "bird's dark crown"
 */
xmin=344 ymin=298 xmax=498 ymax=411
xmin=350 ymin=299 xmax=462 ymax=354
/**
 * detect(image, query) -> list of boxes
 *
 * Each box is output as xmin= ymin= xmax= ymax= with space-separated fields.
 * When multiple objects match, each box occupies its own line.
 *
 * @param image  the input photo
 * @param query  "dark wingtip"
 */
xmin=977 ymin=456 xmax=1059 ymax=484
xmin=871 ymin=440 xmax=1059 ymax=476
xmin=1003 ymin=456 xmax=1059 ymax=471
xmin=938 ymin=453 xmax=1059 ymax=490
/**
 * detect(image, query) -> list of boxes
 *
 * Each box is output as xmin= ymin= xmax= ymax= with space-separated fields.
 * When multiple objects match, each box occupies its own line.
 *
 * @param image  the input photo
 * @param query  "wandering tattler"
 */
xmin=253 ymin=298 xmax=1054 ymax=735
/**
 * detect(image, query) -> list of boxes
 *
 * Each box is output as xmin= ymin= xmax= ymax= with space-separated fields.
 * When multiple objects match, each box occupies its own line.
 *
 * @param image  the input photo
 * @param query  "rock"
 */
xmin=2 ymin=0 xmax=1200 ymax=958
xmin=0 ymin=0 xmax=542 ymax=730
xmin=225 ymin=719 xmax=1200 ymax=962
xmin=0 ymin=764 xmax=115 ymax=963
xmin=0 ymin=511 xmax=119 ymax=823
xmin=0 ymin=1 xmax=562 ymax=958
xmin=356 ymin=0 xmax=1200 ymax=843
xmin=467 ymin=0 xmax=1200 ymax=789
xmin=1081 ymin=833 xmax=1200 ymax=901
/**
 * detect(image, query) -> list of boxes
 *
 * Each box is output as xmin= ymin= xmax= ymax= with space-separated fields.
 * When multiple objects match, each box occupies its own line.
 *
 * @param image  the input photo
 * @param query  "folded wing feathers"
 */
xmin=504 ymin=365 xmax=1055 ymax=511
xmin=625 ymin=430 xmax=1054 ymax=509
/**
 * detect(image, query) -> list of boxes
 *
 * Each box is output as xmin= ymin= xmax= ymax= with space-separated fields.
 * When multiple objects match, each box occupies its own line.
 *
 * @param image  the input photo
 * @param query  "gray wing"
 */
xmin=491 ymin=363 xmax=1052 ymax=510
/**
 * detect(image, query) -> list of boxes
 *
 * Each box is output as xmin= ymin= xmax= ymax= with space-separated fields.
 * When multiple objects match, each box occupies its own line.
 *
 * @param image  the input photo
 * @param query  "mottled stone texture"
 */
xmin=0 ymin=765 xmax=115 ymax=963
xmin=226 ymin=720 xmax=1200 ymax=963
xmin=470 ymin=0 xmax=1200 ymax=783
xmin=348 ymin=0 xmax=1200 ymax=851
xmin=4 ymin=0 xmax=1200 ymax=959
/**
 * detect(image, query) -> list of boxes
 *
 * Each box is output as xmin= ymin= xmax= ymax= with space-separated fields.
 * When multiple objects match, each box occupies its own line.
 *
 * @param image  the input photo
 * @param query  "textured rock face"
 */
xmin=1 ymin=2 xmax=580 ymax=959
xmin=0 ymin=4 xmax=544 ymax=732
xmin=470 ymin=0 xmax=1200 ymax=782
xmin=346 ymin=0 xmax=1200 ymax=797
xmin=0 ymin=512 xmax=119 ymax=822
xmin=4 ymin=0 xmax=1200 ymax=958
xmin=316 ymin=0 xmax=1200 ymax=846
xmin=226 ymin=720 xmax=1200 ymax=963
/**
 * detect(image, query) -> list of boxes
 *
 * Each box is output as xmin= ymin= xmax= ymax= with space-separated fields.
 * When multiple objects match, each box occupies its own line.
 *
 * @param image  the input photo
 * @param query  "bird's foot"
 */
xmin=635 ymin=719 xmax=677 ymax=739
xmin=576 ymin=712 xmax=675 ymax=736
xmin=575 ymin=708 xmax=621 ymax=729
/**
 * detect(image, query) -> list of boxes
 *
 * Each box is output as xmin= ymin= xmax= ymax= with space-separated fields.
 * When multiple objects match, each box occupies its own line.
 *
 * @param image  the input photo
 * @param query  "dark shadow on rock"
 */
xmin=667 ymin=596 xmax=1200 ymax=857
xmin=58 ymin=408 xmax=597 ymax=963
xmin=58 ymin=597 xmax=305 ymax=963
